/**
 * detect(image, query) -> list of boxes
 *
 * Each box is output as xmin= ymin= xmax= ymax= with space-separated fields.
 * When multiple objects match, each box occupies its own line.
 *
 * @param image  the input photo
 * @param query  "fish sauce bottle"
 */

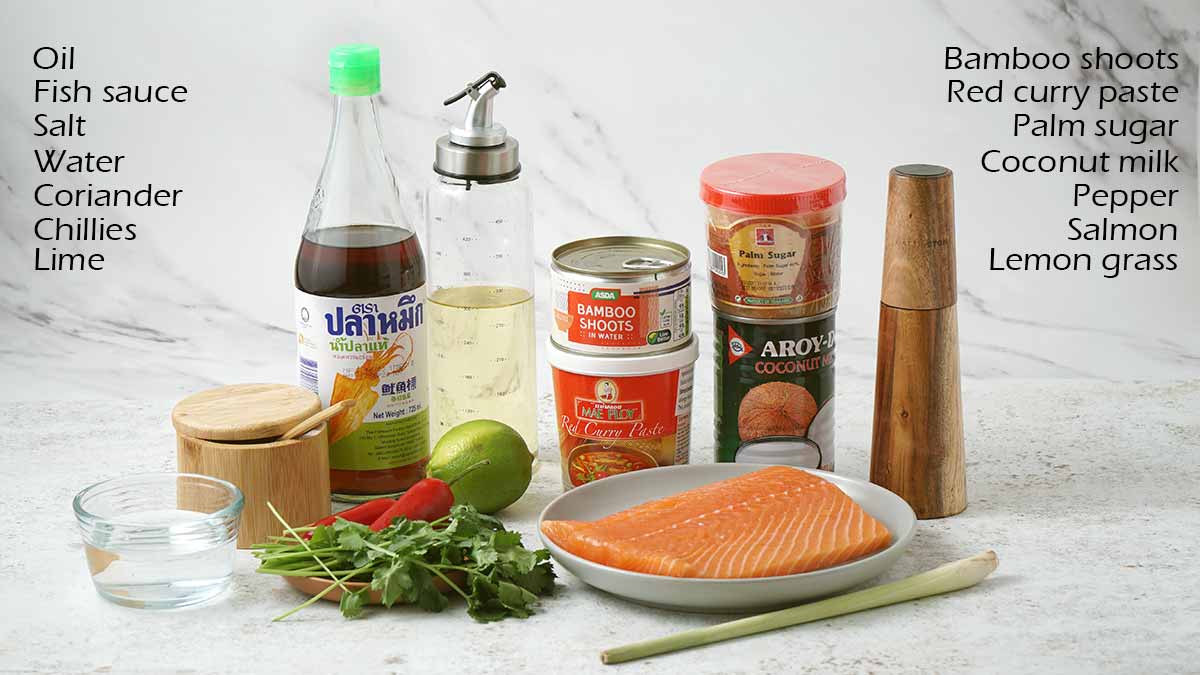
xmin=295 ymin=44 xmax=429 ymax=500
xmin=425 ymin=72 xmax=537 ymax=463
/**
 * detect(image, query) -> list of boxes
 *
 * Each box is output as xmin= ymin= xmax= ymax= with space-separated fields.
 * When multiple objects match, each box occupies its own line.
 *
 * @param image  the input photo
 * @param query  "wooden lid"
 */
xmin=881 ymin=165 xmax=957 ymax=310
xmin=171 ymin=383 xmax=321 ymax=442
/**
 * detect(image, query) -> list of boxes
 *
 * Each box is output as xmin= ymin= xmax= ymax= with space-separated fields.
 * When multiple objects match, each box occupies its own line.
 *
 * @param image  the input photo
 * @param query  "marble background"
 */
xmin=0 ymin=0 xmax=1197 ymax=403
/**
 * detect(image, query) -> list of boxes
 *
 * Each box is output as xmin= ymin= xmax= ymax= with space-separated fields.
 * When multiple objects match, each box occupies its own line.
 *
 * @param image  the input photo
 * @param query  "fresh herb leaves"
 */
xmin=253 ymin=504 xmax=555 ymax=622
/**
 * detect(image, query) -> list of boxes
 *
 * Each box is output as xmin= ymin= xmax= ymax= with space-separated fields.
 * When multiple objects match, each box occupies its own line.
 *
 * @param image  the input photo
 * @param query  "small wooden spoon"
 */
xmin=278 ymin=399 xmax=354 ymax=441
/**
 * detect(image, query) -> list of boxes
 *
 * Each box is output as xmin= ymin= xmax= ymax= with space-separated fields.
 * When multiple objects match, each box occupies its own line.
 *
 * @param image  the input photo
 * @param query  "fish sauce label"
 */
xmin=714 ymin=312 xmax=835 ymax=470
xmin=295 ymin=288 xmax=429 ymax=471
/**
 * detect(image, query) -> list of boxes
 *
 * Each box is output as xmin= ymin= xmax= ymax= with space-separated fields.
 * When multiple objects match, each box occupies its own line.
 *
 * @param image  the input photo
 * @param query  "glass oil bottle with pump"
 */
xmin=425 ymin=72 xmax=537 ymax=463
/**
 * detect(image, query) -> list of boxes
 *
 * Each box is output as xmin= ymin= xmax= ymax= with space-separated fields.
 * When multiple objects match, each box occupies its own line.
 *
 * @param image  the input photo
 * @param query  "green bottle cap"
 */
xmin=329 ymin=44 xmax=380 ymax=96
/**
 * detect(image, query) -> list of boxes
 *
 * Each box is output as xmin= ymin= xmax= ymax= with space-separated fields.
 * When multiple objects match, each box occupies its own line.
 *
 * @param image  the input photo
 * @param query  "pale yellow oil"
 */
xmin=429 ymin=285 xmax=538 ymax=464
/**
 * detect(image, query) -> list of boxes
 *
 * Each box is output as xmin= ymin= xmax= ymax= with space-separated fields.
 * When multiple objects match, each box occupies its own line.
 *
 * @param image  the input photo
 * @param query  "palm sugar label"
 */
xmin=714 ymin=311 xmax=835 ymax=470
xmin=295 ymin=289 xmax=429 ymax=471
xmin=707 ymin=216 xmax=840 ymax=312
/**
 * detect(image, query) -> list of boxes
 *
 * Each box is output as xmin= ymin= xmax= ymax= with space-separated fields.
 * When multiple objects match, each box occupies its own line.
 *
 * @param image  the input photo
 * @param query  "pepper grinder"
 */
xmin=870 ymin=164 xmax=966 ymax=519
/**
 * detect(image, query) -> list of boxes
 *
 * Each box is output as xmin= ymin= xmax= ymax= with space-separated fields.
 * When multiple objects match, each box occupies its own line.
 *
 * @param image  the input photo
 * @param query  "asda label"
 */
xmin=295 ymin=288 xmax=429 ymax=471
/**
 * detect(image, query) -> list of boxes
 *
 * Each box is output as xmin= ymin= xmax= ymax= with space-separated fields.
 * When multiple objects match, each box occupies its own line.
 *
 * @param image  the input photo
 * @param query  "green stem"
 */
xmin=426 ymin=513 xmax=453 ymax=529
xmin=600 ymin=551 xmax=999 ymax=665
xmin=362 ymin=540 xmax=399 ymax=558
xmin=413 ymin=561 xmax=470 ymax=601
xmin=442 ymin=459 xmax=492 ymax=487
xmin=434 ymin=563 xmax=489 ymax=579
xmin=258 ymin=568 xmax=364 ymax=578
xmin=263 ymin=532 xmax=311 ymax=542
xmin=272 ymin=565 xmax=372 ymax=622
xmin=257 ymin=547 xmax=341 ymax=561
xmin=267 ymin=556 xmax=340 ymax=569
xmin=265 ymin=501 xmax=357 ymax=599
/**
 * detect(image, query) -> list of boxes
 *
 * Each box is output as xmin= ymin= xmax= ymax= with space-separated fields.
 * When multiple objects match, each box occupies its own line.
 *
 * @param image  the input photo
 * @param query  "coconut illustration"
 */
xmin=737 ymin=381 xmax=818 ymax=440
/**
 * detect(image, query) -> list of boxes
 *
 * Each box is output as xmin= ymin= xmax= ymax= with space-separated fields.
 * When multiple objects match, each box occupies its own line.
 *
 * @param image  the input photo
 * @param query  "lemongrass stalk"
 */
xmin=601 ymin=551 xmax=999 ymax=665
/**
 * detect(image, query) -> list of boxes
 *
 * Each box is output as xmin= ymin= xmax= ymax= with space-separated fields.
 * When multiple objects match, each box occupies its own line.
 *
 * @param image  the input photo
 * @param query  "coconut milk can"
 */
xmin=713 ymin=310 xmax=836 ymax=469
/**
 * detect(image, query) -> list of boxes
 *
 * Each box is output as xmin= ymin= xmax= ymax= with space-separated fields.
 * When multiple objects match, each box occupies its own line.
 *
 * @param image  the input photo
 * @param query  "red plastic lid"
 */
xmin=700 ymin=153 xmax=846 ymax=215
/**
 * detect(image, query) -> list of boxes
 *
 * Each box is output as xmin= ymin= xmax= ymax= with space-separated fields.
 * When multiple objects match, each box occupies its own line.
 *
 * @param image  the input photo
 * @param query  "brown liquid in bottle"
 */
xmin=295 ymin=224 xmax=428 ymax=497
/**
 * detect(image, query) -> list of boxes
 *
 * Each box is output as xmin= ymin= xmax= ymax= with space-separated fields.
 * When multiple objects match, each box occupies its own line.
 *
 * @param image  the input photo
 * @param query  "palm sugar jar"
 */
xmin=702 ymin=153 xmax=844 ymax=470
xmin=702 ymin=153 xmax=845 ymax=318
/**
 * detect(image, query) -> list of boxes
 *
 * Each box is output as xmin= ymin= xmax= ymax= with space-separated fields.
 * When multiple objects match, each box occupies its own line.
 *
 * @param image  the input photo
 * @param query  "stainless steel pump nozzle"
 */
xmin=444 ymin=71 xmax=508 ymax=148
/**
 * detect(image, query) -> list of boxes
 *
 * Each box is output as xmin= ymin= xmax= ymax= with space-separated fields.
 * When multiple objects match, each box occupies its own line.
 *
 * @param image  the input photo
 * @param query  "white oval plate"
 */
xmin=538 ymin=464 xmax=916 ymax=613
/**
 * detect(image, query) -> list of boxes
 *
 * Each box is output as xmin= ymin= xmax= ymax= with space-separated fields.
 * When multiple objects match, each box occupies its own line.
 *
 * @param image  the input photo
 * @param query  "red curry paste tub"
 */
xmin=548 ymin=337 xmax=699 ymax=490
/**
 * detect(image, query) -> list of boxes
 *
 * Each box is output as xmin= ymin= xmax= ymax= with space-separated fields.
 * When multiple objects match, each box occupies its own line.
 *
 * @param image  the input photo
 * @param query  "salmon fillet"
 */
xmin=540 ymin=466 xmax=891 ymax=578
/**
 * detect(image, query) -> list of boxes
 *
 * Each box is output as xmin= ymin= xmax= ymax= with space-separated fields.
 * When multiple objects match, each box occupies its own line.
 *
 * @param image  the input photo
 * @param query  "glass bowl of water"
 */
xmin=73 ymin=472 xmax=243 ymax=609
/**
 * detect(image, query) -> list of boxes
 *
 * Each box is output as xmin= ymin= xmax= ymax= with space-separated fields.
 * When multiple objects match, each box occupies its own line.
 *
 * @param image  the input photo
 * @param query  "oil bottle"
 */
xmin=295 ymin=44 xmax=429 ymax=500
xmin=425 ymin=71 xmax=537 ymax=462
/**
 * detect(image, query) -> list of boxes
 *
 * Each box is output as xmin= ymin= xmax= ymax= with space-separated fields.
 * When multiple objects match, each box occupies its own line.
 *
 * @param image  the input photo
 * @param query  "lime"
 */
xmin=428 ymin=420 xmax=532 ymax=514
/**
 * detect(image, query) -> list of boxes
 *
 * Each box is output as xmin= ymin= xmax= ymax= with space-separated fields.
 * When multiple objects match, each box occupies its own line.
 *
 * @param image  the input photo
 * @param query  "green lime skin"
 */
xmin=428 ymin=420 xmax=532 ymax=514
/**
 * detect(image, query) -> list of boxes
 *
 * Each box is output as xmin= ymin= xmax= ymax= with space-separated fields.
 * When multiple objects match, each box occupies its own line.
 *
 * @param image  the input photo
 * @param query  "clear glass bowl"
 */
xmin=73 ymin=472 xmax=243 ymax=609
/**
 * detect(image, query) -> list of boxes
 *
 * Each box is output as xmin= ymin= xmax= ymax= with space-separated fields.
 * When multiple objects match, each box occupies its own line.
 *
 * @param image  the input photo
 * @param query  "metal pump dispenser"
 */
xmin=434 ymin=71 xmax=520 ymax=182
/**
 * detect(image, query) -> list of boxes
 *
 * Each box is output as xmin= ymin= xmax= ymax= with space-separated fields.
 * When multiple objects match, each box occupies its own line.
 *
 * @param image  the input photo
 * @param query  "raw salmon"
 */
xmin=540 ymin=466 xmax=891 ymax=578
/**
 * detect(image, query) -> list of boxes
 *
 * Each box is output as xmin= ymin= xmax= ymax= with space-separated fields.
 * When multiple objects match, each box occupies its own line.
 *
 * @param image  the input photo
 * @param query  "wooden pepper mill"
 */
xmin=870 ymin=164 xmax=967 ymax=519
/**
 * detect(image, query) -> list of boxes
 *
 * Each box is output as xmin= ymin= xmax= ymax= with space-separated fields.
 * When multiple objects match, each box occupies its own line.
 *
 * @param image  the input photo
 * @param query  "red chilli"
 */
xmin=369 ymin=459 xmax=492 ymax=531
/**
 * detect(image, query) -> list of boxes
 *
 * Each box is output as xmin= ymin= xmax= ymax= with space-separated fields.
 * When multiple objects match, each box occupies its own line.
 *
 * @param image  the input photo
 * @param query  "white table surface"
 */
xmin=2 ymin=379 xmax=1197 ymax=674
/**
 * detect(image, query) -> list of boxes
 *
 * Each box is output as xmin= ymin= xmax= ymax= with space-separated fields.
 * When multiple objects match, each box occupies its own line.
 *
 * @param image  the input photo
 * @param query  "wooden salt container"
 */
xmin=172 ymin=383 xmax=331 ymax=547
xmin=870 ymin=165 xmax=967 ymax=519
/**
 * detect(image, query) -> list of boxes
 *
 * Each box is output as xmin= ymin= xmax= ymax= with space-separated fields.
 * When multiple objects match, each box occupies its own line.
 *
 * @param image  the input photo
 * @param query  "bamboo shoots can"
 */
xmin=172 ymin=383 xmax=331 ymax=547
xmin=551 ymin=236 xmax=692 ymax=355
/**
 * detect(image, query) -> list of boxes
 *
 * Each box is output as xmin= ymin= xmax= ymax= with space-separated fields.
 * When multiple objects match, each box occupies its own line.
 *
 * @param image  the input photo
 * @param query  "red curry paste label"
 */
xmin=551 ymin=365 xmax=693 ymax=489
